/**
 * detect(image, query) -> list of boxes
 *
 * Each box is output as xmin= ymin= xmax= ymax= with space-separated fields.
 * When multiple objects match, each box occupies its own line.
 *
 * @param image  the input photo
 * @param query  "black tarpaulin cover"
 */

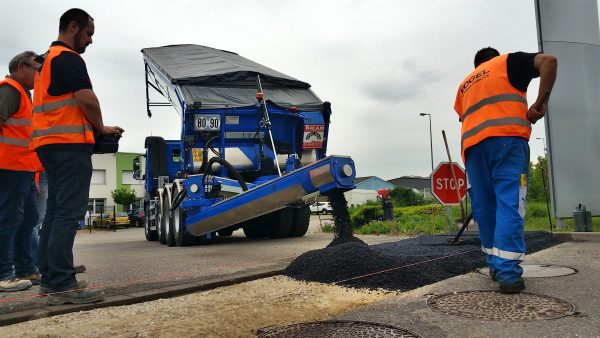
xmin=142 ymin=44 xmax=323 ymax=110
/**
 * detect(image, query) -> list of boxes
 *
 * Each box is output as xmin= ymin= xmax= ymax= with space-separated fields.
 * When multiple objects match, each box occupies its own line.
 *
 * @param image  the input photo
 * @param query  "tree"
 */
xmin=390 ymin=187 xmax=425 ymax=207
xmin=528 ymin=156 xmax=549 ymax=202
xmin=111 ymin=187 xmax=137 ymax=210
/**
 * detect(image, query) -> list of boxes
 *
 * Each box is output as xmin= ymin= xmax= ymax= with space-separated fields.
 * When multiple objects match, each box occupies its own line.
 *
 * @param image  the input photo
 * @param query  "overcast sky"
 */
xmin=1 ymin=0 xmax=549 ymax=179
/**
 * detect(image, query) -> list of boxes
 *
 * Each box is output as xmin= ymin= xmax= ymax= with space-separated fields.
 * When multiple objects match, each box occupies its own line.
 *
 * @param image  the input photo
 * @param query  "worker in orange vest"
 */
xmin=0 ymin=51 xmax=43 ymax=292
xmin=454 ymin=47 xmax=557 ymax=293
xmin=31 ymin=8 xmax=123 ymax=305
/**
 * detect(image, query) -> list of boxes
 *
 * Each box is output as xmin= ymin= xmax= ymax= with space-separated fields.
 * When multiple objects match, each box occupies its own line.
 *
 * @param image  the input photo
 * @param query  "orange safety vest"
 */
xmin=31 ymin=45 xmax=94 ymax=150
xmin=0 ymin=78 xmax=42 ymax=171
xmin=454 ymin=54 xmax=531 ymax=161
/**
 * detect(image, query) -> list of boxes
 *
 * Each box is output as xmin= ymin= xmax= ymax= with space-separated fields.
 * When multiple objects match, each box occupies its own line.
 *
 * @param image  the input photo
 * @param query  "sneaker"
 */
xmin=75 ymin=265 xmax=86 ymax=274
xmin=47 ymin=287 xmax=105 ymax=306
xmin=39 ymin=280 xmax=89 ymax=295
xmin=19 ymin=272 xmax=41 ymax=285
xmin=0 ymin=277 xmax=33 ymax=292
xmin=499 ymin=278 xmax=525 ymax=294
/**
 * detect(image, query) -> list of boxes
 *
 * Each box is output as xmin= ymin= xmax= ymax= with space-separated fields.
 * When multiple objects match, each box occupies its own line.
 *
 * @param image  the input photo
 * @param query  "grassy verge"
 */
xmin=320 ymin=201 xmax=600 ymax=235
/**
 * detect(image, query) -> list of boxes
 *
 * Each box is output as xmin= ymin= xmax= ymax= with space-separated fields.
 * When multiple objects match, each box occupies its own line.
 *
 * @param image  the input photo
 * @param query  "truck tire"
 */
xmin=157 ymin=194 xmax=166 ymax=245
xmin=290 ymin=205 xmax=310 ymax=237
xmin=173 ymin=191 xmax=195 ymax=247
xmin=144 ymin=204 xmax=157 ymax=241
xmin=217 ymin=228 xmax=234 ymax=237
xmin=267 ymin=208 xmax=294 ymax=238
xmin=163 ymin=191 xmax=175 ymax=247
xmin=243 ymin=213 xmax=272 ymax=239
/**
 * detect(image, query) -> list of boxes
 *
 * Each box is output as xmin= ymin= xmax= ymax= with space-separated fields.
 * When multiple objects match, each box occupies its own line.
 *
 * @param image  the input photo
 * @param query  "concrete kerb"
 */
xmin=552 ymin=232 xmax=600 ymax=242
xmin=0 ymin=267 xmax=283 ymax=327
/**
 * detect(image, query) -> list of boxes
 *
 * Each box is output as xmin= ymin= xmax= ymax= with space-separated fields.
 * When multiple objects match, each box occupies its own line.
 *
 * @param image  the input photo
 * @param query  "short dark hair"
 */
xmin=59 ymin=8 xmax=93 ymax=32
xmin=8 ymin=51 xmax=37 ymax=74
xmin=473 ymin=47 xmax=500 ymax=68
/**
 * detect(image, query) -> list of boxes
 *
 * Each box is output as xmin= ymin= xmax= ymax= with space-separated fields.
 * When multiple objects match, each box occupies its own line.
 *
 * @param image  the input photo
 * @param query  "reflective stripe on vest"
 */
xmin=462 ymin=93 xmax=528 ymax=122
xmin=0 ymin=135 xmax=30 ymax=147
xmin=33 ymin=98 xmax=79 ymax=113
xmin=461 ymin=117 xmax=531 ymax=144
xmin=31 ymin=124 xmax=93 ymax=138
xmin=4 ymin=117 xmax=32 ymax=126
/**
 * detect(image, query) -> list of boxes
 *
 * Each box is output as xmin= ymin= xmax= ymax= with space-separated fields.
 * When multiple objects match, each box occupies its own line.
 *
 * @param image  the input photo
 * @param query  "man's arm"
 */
xmin=74 ymin=89 xmax=123 ymax=135
xmin=527 ymin=53 xmax=558 ymax=124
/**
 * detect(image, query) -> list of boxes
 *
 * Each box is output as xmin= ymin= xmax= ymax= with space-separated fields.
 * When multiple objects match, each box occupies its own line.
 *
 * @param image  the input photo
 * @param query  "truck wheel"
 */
xmin=321 ymin=209 xmax=328 ymax=215
xmin=163 ymin=191 xmax=175 ymax=247
xmin=157 ymin=196 xmax=166 ymax=244
xmin=290 ymin=206 xmax=310 ymax=237
xmin=243 ymin=214 xmax=272 ymax=239
xmin=144 ymin=204 xmax=157 ymax=241
xmin=218 ymin=228 xmax=234 ymax=237
xmin=268 ymin=208 xmax=294 ymax=238
xmin=173 ymin=195 xmax=195 ymax=247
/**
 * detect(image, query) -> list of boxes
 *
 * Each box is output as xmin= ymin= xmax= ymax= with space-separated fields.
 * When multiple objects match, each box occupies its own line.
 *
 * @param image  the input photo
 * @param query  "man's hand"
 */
xmin=527 ymin=102 xmax=546 ymax=124
xmin=100 ymin=126 xmax=124 ymax=136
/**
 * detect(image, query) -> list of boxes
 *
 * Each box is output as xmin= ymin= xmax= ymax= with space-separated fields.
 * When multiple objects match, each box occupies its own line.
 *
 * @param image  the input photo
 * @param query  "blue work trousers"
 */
xmin=37 ymin=148 xmax=92 ymax=292
xmin=0 ymin=169 xmax=38 ymax=280
xmin=465 ymin=136 xmax=529 ymax=284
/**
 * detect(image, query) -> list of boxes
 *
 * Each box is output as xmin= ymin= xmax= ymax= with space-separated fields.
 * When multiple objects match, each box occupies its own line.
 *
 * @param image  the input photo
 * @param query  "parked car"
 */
xmin=91 ymin=212 xmax=130 ymax=228
xmin=112 ymin=212 xmax=130 ymax=226
xmin=309 ymin=201 xmax=333 ymax=214
xmin=128 ymin=208 xmax=145 ymax=227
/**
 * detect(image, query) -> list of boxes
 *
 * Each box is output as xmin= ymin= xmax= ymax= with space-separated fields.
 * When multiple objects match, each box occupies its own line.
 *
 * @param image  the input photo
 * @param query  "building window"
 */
xmin=122 ymin=170 xmax=137 ymax=185
xmin=88 ymin=198 xmax=106 ymax=214
xmin=91 ymin=169 xmax=106 ymax=184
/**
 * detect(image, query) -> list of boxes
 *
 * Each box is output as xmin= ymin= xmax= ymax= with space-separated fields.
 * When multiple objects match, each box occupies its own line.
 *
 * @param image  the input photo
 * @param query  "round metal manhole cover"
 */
xmin=256 ymin=320 xmax=422 ymax=338
xmin=427 ymin=291 xmax=575 ymax=321
xmin=479 ymin=264 xmax=577 ymax=278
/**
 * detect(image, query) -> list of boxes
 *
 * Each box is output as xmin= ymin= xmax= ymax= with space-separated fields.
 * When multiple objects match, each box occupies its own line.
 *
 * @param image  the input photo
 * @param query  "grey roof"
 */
xmin=388 ymin=176 xmax=431 ymax=190
xmin=354 ymin=176 xmax=374 ymax=184
xmin=142 ymin=44 xmax=323 ymax=110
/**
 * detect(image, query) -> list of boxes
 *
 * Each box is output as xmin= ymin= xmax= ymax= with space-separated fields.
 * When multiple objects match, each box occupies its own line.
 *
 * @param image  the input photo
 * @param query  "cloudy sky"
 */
xmin=1 ymin=0 xmax=549 ymax=179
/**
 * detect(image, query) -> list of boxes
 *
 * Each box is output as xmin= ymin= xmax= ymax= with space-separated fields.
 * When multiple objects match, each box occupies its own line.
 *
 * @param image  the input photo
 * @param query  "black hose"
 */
xmin=202 ymin=157 xmax=248 ymax=192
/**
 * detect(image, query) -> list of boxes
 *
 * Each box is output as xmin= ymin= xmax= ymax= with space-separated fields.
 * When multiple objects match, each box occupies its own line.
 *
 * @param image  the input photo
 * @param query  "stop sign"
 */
xmin=431 ymin=162 xmax=467 ymax=205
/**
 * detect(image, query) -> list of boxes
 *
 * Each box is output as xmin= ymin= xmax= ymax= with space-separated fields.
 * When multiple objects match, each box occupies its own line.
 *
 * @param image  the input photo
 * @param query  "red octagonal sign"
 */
xmin=431 ymin=162 xmax=467 ymax=205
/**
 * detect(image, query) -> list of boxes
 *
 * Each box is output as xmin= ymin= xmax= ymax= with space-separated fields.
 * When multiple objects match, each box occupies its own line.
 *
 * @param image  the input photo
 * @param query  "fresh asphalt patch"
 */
xmin=283 ymin=231 xmax=562 ymax=291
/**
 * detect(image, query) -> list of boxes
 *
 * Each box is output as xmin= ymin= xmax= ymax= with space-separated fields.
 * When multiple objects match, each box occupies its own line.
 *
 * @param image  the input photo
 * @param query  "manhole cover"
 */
xmin=479 ymin=264 xmax=577 ymax=278
xmin=427 ymin=291 xmax=575 ymax=321
xmin=256 ymin=320 xmax=422 ymax=337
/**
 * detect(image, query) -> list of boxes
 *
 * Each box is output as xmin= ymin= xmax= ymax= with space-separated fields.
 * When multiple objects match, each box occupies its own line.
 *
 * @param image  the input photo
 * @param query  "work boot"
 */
xmin=489 ymin=269 xmax=497 ymax=282
xmin=47 ymin=285 xmax=105 ymax=306
xmin=39 ymin=280 xmax=89 ymax=296
xmin=0 ymin=277 xmax=32 ymax=292
xmin=19 ymin=272 xmax=41 ymax=285
xmin=75 ymin=265 xmax=86 ymax=274
xmin=499 ymin=278 xmax=525 ymax=294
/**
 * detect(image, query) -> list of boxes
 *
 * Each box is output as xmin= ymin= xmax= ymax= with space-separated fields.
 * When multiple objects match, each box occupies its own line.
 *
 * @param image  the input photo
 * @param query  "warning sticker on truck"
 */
xmin=192 ymin=148 xmax=203 ymax=163
xmin=303 ymin=124 xmax=325 ymax=149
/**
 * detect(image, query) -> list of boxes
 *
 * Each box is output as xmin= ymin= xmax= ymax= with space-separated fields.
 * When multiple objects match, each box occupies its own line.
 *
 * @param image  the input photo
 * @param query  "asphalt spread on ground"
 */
xmin=283 ymin=231 xmax=562 ymax=291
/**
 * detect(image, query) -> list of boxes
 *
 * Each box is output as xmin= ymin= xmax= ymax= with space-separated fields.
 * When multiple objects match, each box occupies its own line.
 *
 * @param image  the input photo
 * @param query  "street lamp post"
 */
xmin=536 ymin=137 xmax=548 ymax=156
xmin=420 ymin=113 xmax=434 ymax=172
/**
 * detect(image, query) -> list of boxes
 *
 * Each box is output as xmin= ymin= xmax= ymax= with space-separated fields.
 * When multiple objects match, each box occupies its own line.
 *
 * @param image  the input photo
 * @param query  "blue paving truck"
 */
xmin=134 ymin=44 xmax=356 ymax=246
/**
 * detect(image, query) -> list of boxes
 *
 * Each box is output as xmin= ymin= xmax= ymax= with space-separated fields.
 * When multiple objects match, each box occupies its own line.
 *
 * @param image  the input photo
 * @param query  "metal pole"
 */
xmin=420 ymin=113 xmax=434 ymax=172
xmin=428 ymin=114 xmax=433 ymax=172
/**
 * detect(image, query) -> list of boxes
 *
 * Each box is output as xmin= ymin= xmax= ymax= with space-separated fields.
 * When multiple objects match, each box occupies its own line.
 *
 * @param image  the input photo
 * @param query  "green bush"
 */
xmin=350 ymin=204 xmax=383 ymax=227
xmin=356 ymin=214 xmax=447 ymax=236
xmin=398 ymin=204 xmax=443 ymax=216
xmin=526 ymin=202 xmax=549 ymax=218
